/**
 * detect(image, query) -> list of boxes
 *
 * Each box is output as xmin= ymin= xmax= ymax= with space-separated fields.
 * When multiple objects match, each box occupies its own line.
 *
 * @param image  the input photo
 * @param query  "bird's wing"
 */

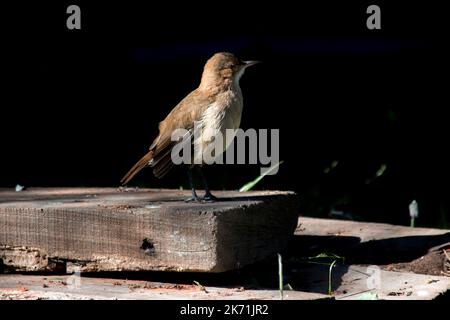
xmin=121 ymin=88 xmax=214 ymax=184
xmin=149 ymin=88 xmax=215 ymax=178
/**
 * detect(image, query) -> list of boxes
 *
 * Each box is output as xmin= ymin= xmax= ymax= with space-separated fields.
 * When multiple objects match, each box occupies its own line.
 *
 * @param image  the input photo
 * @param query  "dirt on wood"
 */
xmin=385 ymin=245 xmax=450 ymax=276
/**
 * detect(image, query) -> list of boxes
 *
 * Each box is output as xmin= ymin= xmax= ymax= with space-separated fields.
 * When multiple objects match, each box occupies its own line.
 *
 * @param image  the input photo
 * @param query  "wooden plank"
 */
xmin=0 ymin=274 xmax=328 ymax=300
xmin=295 ymin=217 xmax=450 ymax=268
xmin=291 ymin=217 xmax=450 ymax=299
xmin=0 ymin=188 xmax=299 ymax=273
xmin=1 ymin=265 xmax=449 ymax=300
xmin=1 ymin=217 xmax=449 ymax=300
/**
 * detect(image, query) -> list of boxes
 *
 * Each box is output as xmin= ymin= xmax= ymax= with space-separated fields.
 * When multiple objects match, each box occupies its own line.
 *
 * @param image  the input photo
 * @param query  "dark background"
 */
xmin=2 ymin=1 xmax=448 ymax=227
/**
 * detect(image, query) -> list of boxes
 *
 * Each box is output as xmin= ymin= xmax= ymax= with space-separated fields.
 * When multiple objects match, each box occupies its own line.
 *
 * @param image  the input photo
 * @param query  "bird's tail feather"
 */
xmin=120 ymin=150 xmax=154 ymax=185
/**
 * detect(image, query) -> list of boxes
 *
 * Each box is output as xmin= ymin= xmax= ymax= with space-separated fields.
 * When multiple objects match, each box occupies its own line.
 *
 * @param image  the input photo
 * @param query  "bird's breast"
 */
xmin=194 ymin=89 xmax=243 ymax=162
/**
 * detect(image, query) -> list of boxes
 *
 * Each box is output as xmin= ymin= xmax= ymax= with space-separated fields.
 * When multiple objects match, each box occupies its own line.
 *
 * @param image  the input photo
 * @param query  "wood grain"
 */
xmin=0 ymin=188 xmax=299 ymax=273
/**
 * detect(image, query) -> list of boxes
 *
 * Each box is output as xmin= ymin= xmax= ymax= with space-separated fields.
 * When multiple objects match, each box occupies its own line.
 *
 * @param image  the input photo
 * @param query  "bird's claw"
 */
xmin=203 ymin=193 xmax=218 ymax=202
xmin=185 ymin=196 xmax=201 ymax=203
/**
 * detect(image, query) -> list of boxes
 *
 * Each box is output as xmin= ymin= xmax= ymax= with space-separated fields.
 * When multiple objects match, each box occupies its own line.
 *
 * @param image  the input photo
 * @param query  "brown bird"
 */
xmin=121 ymin=52 xmax=259 ymax=201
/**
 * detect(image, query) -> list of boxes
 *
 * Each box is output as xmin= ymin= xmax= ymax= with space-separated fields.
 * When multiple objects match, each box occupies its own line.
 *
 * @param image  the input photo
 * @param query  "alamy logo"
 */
xmin=170 ymin=122 xmax=280 ymax=175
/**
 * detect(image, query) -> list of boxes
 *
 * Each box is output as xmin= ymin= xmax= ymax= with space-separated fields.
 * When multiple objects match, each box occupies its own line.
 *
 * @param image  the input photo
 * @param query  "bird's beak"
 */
xmin=243 ymin=60 xmax=261 ymax=68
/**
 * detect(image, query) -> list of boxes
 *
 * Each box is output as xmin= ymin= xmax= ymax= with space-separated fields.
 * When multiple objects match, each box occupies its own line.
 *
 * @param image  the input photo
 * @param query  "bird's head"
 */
xmin=200 ymin=52 xmax=260 ymax=91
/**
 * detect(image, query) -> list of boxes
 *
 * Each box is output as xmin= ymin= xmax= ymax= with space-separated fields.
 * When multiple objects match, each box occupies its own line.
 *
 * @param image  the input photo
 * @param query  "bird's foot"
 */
xmin=185 ymin=195 xmax=201 ymax=203
xmin=203 ymin=192 xmax=218 ymax=202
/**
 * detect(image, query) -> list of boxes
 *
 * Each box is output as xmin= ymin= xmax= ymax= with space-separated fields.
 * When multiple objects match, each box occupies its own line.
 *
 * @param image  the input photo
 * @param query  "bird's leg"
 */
xmin=198 ymin=167 xmax=218 ymax=201
xmin=185 ymin=168 xmax=200 ymax=202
